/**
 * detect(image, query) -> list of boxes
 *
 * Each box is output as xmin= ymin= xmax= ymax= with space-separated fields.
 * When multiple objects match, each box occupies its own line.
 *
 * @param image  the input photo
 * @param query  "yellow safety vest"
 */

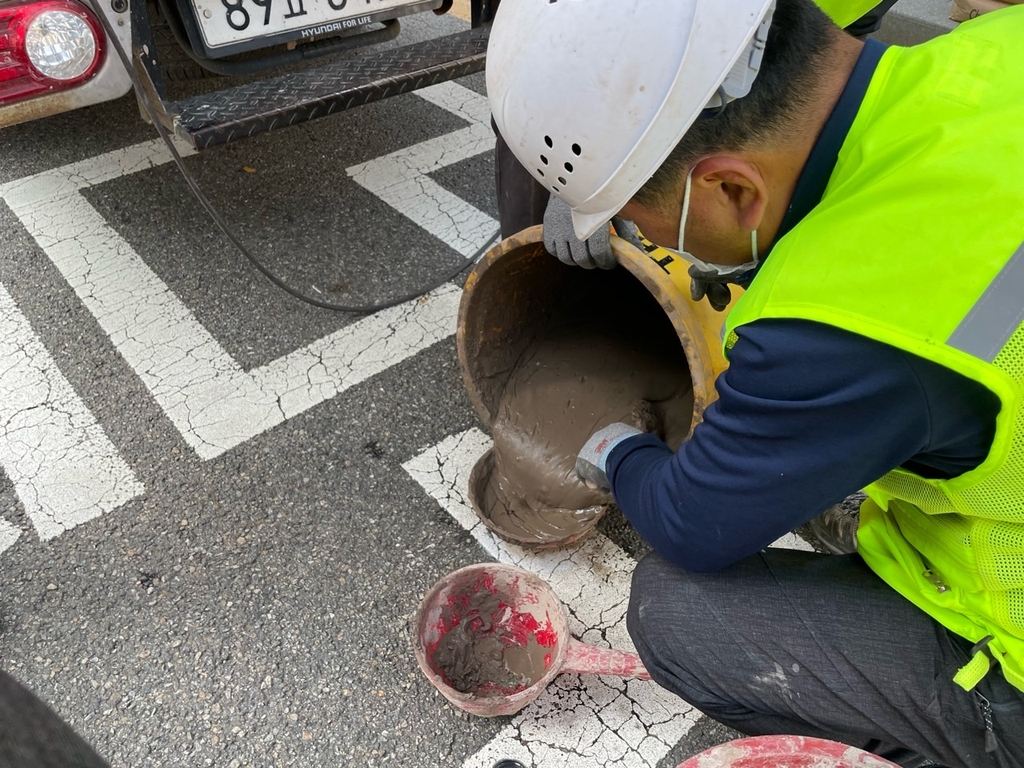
xmin=815 ymin=0 xmax=887 ymax=27
xmin=724 ymin=8 xmax=1024 ymax=691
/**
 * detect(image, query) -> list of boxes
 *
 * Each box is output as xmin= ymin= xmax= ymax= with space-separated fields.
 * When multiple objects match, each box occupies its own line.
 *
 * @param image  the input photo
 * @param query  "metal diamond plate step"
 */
xmin=168 ymin=25 xmax=489 ymax=150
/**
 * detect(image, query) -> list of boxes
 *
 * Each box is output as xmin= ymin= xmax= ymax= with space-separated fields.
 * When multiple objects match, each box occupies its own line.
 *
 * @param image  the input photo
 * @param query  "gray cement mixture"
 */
xmin=432 ymin=590 xmax=548 ymax=696
xmin=480 ymin=286 xmax=695 ymax=546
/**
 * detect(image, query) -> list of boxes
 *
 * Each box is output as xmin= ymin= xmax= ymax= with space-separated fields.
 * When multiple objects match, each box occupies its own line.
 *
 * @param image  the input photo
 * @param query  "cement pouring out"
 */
xmin=472 ymin=270 xmax=695 ymax=546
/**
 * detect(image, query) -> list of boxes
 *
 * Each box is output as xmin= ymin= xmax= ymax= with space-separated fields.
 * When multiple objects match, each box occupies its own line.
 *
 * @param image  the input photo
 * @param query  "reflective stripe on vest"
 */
xmin=948 ymin=242 xmax=1024 ymax=363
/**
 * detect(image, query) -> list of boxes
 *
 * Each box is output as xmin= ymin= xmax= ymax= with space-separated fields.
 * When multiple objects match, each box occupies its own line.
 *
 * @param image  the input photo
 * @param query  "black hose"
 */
xmin=95 ymin=3 xmax=500 ymax=313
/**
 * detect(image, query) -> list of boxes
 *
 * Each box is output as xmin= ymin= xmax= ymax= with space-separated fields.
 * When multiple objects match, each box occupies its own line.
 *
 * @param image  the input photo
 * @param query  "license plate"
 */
xmin=187 ymin=0 xmax=440 ymax=58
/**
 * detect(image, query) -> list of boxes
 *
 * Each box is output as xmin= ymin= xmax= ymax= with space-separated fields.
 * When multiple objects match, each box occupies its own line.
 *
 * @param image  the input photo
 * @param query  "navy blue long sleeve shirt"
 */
xmin=606 ymin=319 xmax=1000 ymax=572
xmin=604 ymin=39 xmax=1001 ymax=572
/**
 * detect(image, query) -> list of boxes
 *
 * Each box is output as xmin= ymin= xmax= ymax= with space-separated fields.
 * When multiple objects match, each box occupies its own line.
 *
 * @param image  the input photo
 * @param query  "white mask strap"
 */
xmin=671 ymin=166 xmax=760 ymax=282
xmin=676 ymin=168 xmax=695 ymax=253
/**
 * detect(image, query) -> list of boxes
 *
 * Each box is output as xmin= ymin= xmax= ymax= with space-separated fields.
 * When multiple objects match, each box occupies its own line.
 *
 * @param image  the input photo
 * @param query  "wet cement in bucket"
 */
xmin=482 ymin=272 xmax=695 ymax=544
xmin=430 ymin=585 xmax=555 ymax=696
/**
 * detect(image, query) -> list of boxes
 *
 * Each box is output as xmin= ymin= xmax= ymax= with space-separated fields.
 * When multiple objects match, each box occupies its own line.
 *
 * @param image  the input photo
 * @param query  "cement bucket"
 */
xmin=413 ymin=563 xmax=651 ymax=718
xmin=676 ymin=736 xmax=900 ymax=767
xmin=456 ymin=225 xmax=736 ymax=548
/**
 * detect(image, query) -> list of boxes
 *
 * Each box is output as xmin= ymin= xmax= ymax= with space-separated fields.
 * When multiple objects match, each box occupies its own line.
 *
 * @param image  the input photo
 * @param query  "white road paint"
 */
xmin=347 ymin=81 xmax=497 ymax=259
xmin=0 ymin=81 xmax=494 ymax=461
xmin=0 ymin=81 xmax=494 ymax=545
xmin=404 ymin=429 xmax=700 ymax=768
xmin=0 ymin=285 xmax=143 ymax=541
xmin=771 ymin=531 xmax=814 ymax=553
xmin=404 ymin=429 xmax=815 ymax=766
xmin=0 ymin=518 xmax=22 ymax=555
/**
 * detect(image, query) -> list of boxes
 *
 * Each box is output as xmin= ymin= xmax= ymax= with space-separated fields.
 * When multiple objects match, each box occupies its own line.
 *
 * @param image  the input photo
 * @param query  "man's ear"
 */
xmin=690 ymin=156 xmax=768 ymax=233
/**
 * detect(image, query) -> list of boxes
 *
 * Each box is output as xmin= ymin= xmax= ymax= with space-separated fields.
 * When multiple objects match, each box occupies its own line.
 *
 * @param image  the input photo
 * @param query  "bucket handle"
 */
xmin=563 ymin=638 xmax=651 ymax=680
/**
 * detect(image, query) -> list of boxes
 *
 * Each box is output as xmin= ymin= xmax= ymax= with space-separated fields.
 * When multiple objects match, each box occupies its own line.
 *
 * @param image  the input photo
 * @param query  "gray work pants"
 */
xmin=626 ymin=549 xmax=1024 ymax=768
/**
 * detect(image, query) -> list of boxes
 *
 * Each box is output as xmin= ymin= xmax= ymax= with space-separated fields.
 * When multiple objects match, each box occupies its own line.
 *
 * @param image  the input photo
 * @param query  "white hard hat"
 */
xmin=487 ymin=0 xmax=777 ymax=240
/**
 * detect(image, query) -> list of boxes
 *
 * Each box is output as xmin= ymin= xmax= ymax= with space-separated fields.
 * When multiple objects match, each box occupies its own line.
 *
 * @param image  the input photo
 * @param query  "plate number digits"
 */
xmin=221 ymin=0 xmax=249 ymax=30
xmin=197 ymin=0 xmax=424 ymax=57
xmin=221 ymin=0 xmax=305 ymax=29
xmin=251 ymin=0 xmax=271 ymax=25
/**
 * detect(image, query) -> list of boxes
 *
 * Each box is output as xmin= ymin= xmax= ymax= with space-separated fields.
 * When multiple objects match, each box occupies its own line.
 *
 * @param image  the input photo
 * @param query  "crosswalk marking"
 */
xmin=348 ymin=81 xmax=497 ymax=259
xmin=0 ymin=81 xmax=494 ymax=463
xmin=0 ymin=81 xmax=493 ymax=546
xmin=5 ymin=176 xmax=464 ymax=460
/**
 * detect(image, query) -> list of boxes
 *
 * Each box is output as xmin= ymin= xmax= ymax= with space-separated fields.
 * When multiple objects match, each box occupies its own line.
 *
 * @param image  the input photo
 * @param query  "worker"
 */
xmin=494 ymin=1 xmax=900 ymax=259
xmin=487 ymin=1 xmax=1024 ymax=767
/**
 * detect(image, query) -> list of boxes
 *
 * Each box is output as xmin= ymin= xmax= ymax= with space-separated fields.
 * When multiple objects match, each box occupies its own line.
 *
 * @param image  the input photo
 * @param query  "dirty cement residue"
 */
xmin=478 ymin=274 xmax=695 ymax=545
xmin=432 ymin=589 xmax=549 ymax=696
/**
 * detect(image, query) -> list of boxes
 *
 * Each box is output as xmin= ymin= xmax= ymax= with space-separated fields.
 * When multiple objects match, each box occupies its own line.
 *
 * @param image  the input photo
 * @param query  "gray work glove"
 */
xmin=688 ymin=265 xmax=733 ymax=312
xmin=610 ymin=217 xmax=644 ymax=251
xmin=543 ymin=196 xmax=616 ymax=270
xmin=575 ymin=423 xmax=643 ymax=491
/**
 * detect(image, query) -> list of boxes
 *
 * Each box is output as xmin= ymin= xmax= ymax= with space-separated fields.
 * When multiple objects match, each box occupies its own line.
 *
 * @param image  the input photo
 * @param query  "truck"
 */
xmin=0 ymin=0 xmax=494 ymax=150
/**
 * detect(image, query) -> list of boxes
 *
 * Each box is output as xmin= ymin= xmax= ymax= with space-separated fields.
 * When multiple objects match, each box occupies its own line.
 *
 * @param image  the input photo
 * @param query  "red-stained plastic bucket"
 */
xmin=676 ymin=736 xmax=901 ymax=768
xmin=412 ymin=563 xmax=650 ymax=717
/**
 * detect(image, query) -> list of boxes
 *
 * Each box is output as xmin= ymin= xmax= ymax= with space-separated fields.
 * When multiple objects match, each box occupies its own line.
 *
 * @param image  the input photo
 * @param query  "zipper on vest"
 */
xmin=922 ymin=569 xmax=950 ymax=593
xmin=975 ymin=690 xmax=999 ymax=753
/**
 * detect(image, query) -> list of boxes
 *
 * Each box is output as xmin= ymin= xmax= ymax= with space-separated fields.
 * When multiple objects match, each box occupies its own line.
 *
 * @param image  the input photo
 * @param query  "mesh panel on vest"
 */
xmin=874 ymin=473 xmax=953 ymax=513
xmin=873 ymin=323 xmax=1024 ymax=633
xmin=996 ymin=591 xmax=1024 ymax=636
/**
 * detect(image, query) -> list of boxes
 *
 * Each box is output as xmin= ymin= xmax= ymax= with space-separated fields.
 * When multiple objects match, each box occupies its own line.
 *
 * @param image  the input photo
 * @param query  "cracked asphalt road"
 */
xmin=0 ymin=13 xmax=738 ymax=766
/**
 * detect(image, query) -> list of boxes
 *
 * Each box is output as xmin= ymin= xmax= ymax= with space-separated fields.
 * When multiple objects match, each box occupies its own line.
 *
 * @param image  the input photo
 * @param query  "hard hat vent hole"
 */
xmin=537 ymin=169 xmax=545 ymax=177
xmin=558 ymin=177 xmax=567 ymax=186
xmin=563 ymin=162 xmax=573 ymax=173
xmin=552 ymin=186 xmax=560 ymax=193
xmin=544 ymin=135 xmax=553 ymax=148
xmin=571 ymin=143 xmax=582 ymax=156
xmin=540 ymin=155 xmax=548 ymax=165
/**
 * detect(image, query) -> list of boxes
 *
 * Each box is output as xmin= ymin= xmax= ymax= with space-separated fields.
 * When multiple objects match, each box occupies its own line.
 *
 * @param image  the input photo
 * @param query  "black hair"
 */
xmin=632 ymin=0 xmax=839 ymax=211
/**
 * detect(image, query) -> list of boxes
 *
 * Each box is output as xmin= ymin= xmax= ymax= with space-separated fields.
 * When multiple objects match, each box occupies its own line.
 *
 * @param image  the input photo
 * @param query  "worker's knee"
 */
xmin=626 ymin=551 xmax=698 ymax=671
xmin=627 ymin=552 xmax=729 ymax=711
xmin=627 ymin=552 xmax=764 ymax=722
xmin=627 ymin=551 xmax=761 ymax=678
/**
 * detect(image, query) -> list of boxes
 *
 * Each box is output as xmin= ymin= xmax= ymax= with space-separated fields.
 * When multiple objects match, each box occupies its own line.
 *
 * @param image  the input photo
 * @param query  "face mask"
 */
xmin=663 ymin=168 xmax=760 ymax=280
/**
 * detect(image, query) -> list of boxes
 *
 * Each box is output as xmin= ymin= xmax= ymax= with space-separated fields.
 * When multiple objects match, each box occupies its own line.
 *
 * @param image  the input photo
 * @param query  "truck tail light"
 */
xmin=0 ymin=0 xmax=105 ymax=105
